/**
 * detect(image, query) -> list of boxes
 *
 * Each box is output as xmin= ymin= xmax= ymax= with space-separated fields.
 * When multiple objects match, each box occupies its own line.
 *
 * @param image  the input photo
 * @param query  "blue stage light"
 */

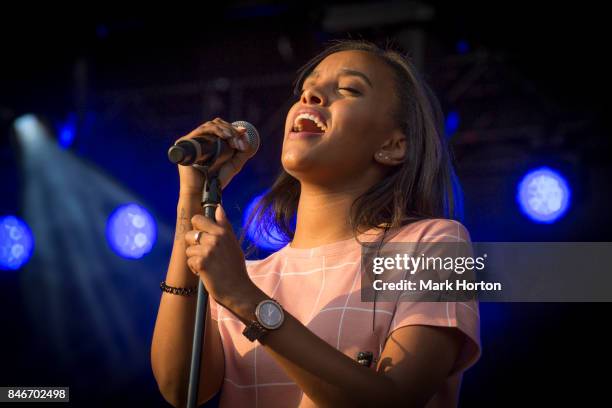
xmin=0 ymin=215 xmax=35 ymax=270
xmin=58 ymin=115 xmax=76 ymax=149
xmin=243 ymin=193 xmax=288 ymax=251
xmin=517 ymin=167 xmax=571 ymax=223
xmin=106 ymin=204 xmax=157 ymax=259
xmin=445 ymin=111 xmax=460 ymax=137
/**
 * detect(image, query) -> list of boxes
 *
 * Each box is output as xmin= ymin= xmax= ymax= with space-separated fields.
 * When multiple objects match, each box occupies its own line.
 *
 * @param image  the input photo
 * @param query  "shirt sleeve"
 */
xmin=384 ymin=219 xmax=482 ymax=376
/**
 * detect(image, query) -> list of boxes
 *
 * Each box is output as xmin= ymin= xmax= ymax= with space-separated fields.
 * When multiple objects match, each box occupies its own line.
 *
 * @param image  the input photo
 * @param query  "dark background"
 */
xmin=1 ymin=2 xmax=609 ymax=406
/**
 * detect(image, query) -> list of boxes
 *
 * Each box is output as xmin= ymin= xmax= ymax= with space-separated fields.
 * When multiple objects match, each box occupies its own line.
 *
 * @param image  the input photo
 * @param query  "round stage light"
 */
xmin=106 ymin=203 xmax=157 ymax=259
xmin=0 ymin=215 xmax=35 ymax=270
xmin=517 ymin=167 xmax=571 ymax=223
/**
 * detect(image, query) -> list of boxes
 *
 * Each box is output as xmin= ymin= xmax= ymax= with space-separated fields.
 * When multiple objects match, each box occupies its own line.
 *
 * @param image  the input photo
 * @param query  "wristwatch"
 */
xmin=242 ymin=299 xmax=285 ymax=342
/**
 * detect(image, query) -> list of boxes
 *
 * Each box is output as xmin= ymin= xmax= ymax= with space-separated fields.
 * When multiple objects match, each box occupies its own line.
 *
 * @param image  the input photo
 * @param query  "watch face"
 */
xmin=257 ymin=301 xmax=284 ymax=329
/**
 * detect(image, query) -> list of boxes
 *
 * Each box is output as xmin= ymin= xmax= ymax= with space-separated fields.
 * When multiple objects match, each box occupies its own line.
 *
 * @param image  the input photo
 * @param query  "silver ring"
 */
xmin=195 ymin=230 xmax=203 ymax=244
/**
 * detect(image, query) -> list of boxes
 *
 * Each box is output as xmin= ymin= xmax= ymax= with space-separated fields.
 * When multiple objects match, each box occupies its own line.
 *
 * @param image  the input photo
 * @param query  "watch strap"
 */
xmin=242 ymin=320 xmax=268 ymax=342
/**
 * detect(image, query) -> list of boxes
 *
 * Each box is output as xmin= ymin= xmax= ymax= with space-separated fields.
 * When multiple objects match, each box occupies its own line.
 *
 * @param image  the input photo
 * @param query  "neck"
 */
xmin=290 ymin=182 xmax=371 ymax=249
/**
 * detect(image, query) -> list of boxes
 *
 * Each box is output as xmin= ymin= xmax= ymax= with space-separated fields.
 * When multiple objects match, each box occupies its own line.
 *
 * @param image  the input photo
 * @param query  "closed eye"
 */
xmin=338 ymin=87 xmax=360 ymax=95
xmin=293 ymin=87 xmax=361 ymax=97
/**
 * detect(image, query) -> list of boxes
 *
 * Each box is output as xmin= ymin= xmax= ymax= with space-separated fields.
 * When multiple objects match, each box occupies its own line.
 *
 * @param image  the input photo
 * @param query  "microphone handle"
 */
xmin=168 ymin=136 xmax=233 ymax=168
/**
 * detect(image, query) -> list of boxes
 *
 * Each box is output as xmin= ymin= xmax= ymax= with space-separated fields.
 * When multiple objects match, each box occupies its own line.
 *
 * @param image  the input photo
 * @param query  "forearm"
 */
xmin=225 ymin=288 xmax=403 ymax=407
xmin=151 ymin=193 xmax=222 ymax=405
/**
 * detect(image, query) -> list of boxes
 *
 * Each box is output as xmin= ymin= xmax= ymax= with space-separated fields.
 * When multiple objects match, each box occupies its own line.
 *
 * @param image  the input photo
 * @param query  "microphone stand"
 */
xmin=187 ymin=164 xmax=221 ymax=408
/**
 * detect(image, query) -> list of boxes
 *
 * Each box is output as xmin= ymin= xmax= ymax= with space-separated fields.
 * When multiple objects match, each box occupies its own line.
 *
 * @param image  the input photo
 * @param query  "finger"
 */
xmin=217 ymin=140 xmax=258 ymax=189
xmin=228 ymin=127 xmax=248 ymax=148
xmin=212 ymin=118 xmax=245 ymax=133
xmin=194 ymin=123 xmax=242 ymax=150
xmin=200 ymin=123 xmax=235 ymax=140
xmin=235 ymin=129 xmax=257 ymax=155
xmin=217 ymin=155 xmax=243 ymax=190
xmin=215 ymin=204 xmax=232 ymax=230
xmin=202 ymin=123 xmax=244 ymax=151
xmin=179 ymin=123 xmax=229 ymax=143
xmin=230 ymin=126 xmax=250 ymax=150
xmin=179 ymin=121 xmax=245 ymax=148
xmin=234 ymin=125 xmax=247 ymax=136
xmin=211 ymin=118 xmax=243 ymax=138
xmin=186 ymin=256 xmax=201 ymax=275
xmin=222 ymin=121 xmax=248 ymax=141
xmin=233 ymin=133 xmax=249 ymax=151
xmin=191 ymin=214 xmax=224 ymax=233
xmin=212 ymin=117 xmax=241 ymax=133
xmin=185 ymin=121 xmax=218 ymax=138
xmin=226 ymin=134 xmax=241 ymax=150
xmin=184 ymin=230 xmax=200 ymax=246
xmin=185 ymin=243 xmax=205 ymax=257
xmin=184 ymin=229 xmax=215 ymax=246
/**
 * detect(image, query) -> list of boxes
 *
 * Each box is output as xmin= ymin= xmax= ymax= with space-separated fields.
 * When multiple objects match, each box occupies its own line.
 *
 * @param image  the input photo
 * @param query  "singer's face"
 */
xmin=282 ymin=50 xmax=404 ymax=186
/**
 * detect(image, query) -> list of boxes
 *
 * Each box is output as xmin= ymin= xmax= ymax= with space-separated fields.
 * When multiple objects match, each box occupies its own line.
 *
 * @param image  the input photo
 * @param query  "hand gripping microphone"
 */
xmin=167 ymin=120 xmax=260 ymax=172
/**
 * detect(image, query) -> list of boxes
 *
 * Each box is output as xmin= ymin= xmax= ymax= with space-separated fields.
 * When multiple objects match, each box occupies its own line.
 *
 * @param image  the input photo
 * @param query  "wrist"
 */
xmin=220 ymin=284 xmax=269 ymax=325
xmin=179 ymin=190 xmax=202 ymax=201
xmin=177 ymin=194 xmax=202 ymax=215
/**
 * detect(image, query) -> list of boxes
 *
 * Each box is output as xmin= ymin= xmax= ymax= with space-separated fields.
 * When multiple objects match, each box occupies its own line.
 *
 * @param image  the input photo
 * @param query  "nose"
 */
xmin=301 ymin=85 xmax=325 ymax=105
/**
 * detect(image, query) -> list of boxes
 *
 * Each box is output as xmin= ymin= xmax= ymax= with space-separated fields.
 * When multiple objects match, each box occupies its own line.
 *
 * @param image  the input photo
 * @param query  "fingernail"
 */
xmin=239 ymin=140 xmax=247 ymax=151
xmin=224 ymin=129 xmax=232 ymax=138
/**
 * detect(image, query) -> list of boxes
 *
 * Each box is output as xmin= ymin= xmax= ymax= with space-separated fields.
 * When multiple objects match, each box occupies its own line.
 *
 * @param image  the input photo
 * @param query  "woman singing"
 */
xmin=151 ymin=39 xmax=481 ymax=408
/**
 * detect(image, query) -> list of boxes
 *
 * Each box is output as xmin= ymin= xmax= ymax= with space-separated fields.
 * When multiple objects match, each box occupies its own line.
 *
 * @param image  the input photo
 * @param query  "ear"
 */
xmin=374 ymin=129 xmax=406 ymax=166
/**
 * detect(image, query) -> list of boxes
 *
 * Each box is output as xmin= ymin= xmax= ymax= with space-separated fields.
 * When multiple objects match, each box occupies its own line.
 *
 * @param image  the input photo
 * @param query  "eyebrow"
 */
xmin=305 ymin=68 xmax=373 ymax=89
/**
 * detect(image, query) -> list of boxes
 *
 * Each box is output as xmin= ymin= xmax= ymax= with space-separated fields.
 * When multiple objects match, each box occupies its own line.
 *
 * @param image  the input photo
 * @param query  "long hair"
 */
xmin=239 ymin=39 xmax=463 ymax=258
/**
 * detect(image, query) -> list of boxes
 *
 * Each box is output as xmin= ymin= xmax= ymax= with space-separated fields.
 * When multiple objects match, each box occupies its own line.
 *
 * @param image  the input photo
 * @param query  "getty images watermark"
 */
xmin=370 ymin=252 xmax=498 ymax=292
xmin=360 ymin=242 xmax=612 ymax=302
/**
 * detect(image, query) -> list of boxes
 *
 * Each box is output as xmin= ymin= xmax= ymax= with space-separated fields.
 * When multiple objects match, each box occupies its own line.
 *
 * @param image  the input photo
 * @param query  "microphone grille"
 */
xmin=232 ymin=121 xmax=260 ymax=154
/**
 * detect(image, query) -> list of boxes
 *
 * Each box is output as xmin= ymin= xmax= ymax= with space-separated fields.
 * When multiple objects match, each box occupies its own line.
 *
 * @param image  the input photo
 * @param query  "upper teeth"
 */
xmin=293 ymin=113 xmax=327 ymax=132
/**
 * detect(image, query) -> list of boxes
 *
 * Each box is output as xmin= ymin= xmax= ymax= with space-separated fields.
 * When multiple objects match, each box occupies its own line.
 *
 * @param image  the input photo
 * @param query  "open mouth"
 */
xmin=291 ymin=113 xmax=327 ymax=134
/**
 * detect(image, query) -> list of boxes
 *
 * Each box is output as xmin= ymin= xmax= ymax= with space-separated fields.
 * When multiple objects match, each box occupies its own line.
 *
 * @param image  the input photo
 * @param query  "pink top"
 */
xmin=209 ymin=218 xmax=482 ymax=407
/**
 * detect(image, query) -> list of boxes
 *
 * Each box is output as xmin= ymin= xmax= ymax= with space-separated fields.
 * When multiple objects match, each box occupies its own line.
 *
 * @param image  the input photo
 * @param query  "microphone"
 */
xmin=167 ymin=121 xmax=260 ymax=171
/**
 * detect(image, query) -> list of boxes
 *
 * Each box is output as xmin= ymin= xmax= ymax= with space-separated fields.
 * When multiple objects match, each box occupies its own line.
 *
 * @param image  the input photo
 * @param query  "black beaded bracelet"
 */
xmin=160 ymin=280 xmax=198 ymax=296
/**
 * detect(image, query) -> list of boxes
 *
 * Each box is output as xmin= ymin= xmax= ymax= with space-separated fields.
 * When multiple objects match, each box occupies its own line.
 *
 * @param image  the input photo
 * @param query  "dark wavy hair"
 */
xmin=239 ymin=39 xmax=463 ymax=258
